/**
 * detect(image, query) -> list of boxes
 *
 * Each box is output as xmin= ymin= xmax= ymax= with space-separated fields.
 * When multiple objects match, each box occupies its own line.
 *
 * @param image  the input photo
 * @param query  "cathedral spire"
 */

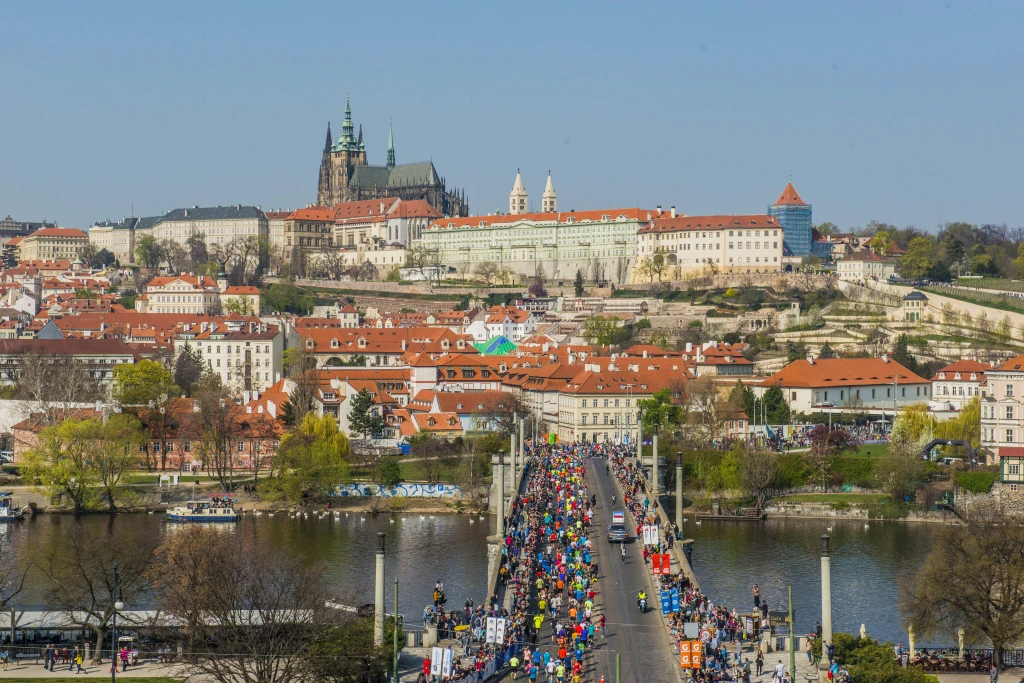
xmin=358 ymin=124 xmax=365 ymax=152
xmin=542 ymin=171 xmax=557 ymax=212
xmin=324 ymin=122 xmax=333 ymax=153
xmin=386 ymin=119 xmax=396 ymax=170
xmin=509 ymin=169 xmax=527 ymax=215
xmin=338 ymin=93 xmax=358 ymax=151
xmin=317 ymin=122 xmax=333 ymax=205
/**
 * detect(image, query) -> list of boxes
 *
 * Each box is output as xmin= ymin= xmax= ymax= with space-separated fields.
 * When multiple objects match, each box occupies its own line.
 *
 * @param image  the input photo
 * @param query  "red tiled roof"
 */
xmin=640 ymin=214 xmax=782 ymax=235
xmin=773 ymin=182 xmax=806 ymax=206
xmin=27 ymin=227 xmax=88 ymax=239
xmin=843 ymin=248 xmax=895 ymax=263
xmin=762 ymin=358 xmax=929 ymax=388
xmin=388 ymin=199 xmax=441 ymax=219
xmin=332 ymin=198 xmax=400 ymax=220
xmin=224 ymin=286 xmax=260 ymax=295
xmin=287 ymin=208 xmax=336 ymax=222
xmin=931 ymin=359 xmax=990 ymax=381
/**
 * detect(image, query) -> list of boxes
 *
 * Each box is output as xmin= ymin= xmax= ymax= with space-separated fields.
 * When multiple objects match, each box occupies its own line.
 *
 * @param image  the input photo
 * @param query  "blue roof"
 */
xmin=474 ymin=336 xmax=517 ymax=355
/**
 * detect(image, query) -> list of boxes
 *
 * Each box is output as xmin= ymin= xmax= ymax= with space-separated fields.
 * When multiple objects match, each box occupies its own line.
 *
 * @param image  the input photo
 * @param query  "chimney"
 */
xmin=628 ymin=363 xmax=639 ymax=372
xmin=656 ymin=206 xmax=663 ymax=215
xmin=881 ymin=354 xmax=889 ymax=363
xmin=642 ymin=350 xmax=648 ymax=358
xmin=243 ymin=391 xmax=251 ymax=404
xmin=670 ymin=206 xmax=677 ymax=218
xmin=807 ymin=356 xmax=815 ymax=365
xmin=686 ymin=342 xmax=692 ymax=353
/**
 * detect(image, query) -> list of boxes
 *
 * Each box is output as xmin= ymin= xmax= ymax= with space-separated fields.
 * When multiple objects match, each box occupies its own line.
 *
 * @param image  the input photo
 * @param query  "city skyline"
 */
xmin=3 ymin=1 xmax=1022 ymax=232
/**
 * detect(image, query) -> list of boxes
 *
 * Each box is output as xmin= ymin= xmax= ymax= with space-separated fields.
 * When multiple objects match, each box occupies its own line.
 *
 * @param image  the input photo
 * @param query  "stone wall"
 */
xmin=956 ymin=482 xmax=1024 ymax=517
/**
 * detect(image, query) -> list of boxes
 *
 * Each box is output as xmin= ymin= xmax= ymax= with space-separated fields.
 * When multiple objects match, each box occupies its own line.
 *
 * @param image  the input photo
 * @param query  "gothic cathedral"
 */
xmin=316 ymin=97 xmax=469 ymax=217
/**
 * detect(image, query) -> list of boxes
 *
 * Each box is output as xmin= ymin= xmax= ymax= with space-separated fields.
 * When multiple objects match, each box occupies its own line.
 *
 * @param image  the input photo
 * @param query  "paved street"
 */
xmin=587 ymin=460 xmax=681 ymax=683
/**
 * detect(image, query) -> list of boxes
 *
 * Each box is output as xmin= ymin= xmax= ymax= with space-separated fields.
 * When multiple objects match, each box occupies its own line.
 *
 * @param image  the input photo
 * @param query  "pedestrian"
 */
xmin=806 ymin=638 xmax=814 ymax=664
xmin=989 ymin=664 xmax=998 ymax=683
xmin=0 ymin=648 xmax=7 ymax=671
xmin=753 ymin=584 xmax=760 ymax=608
xmin=70 ymin=646 xmax=79 ymax=671
xmin=826 ymin=640 xmax=836 ymax=665
xmin=74 ymin=650 xmax=84 ymax=674
xmin=599 ymin=614 xmax=606 ymax=638
xmin=756 ymin=647 xmax=764 ymax=677
xmin=775 ymin=659 xmax=785 ymax=683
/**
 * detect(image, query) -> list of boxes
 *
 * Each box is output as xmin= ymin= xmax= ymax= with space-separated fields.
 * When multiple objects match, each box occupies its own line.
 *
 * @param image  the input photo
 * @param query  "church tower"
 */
xmin=317 ymin=122 xmax=332 ymax=206
xmin=509 ymin=170 xmax=527 ymax=214
xmin=542 ymin=171 xmax=557 ymax=212
xmin=386 ymin=120 xmax=396 ymax=170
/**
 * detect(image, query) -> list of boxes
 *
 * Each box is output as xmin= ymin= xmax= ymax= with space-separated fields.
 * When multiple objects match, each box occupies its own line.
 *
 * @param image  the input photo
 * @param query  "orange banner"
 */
xmin=691 ymin=642 xmax=703 ymax=669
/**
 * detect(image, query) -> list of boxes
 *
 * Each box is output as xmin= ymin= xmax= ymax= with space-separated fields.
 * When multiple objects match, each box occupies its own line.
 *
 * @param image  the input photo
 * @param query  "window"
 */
xmin=582 ymin=415 xmax=587 ymax=425
xmin=237 ymin=440 xmax=245 ymax=452
xmin=582 ymin=399 xmax=588 ymax=408
xmin=1008 ymin=406 xmax=1015 ymax=420
xmin=1008 ymin=384 xmax=1015 ymax=397
xmin=184 ymin=441 xmax=191 ymax=452
xmin=1010 ymin=464 xmax=1021 ymax=476
xmin=1008 ymin=429 xmax=1015 ymax=443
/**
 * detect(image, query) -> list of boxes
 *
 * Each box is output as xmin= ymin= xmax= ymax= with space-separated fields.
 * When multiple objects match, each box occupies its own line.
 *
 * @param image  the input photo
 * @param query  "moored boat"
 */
xmin=166 ymin=495 xmax=239 ymax=522
xmin=0 ymin=492 xmax=24 ymax=521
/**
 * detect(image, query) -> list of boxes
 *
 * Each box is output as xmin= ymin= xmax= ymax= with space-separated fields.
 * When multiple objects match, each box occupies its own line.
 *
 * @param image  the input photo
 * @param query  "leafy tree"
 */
xmin=786 ymin=341 xmax=809 ymax=363
xmin=582 ymin=315 xmax=633 ymax=348
xmin=901 ymin=509 xmax=1024 ymax=669
xmin=638 ymin=388 xmax=683 ymax=433
xmin=574 ymin=270 xmax=584 ymax=297
xmin=805 ymin=425 xmax=859 ymax=491
xmin=261 ymin=414 xmax=349 ymax=502
xmin=112 ymin=358 xmax=179 ymax=405
xmin=815 ymin=221 xmax=838 ymax=236
xmin=871 ymin=230 xmax=893 ymax=256
xmin=944 ymin=235 xmax=966 ymax=277
xmin=348 ymin=388 xmax=384 ymax=440
xmin=899 ymin=236 xmax=934 ymax=279
xmin=22 ymin=419 xmax=101 ymax=512
xmin=223 ymin=296 xmax=256 ymax=315
xmin=173 ymin=343 xmax=204 ymax=397
xmin=818 ymin=341 xmax=836 ymax=359
xmin=135 ymin=234 xmax=163 ymax=269
xmin=528 ymin=273 xmax=547 ymax=298
xmin=376 ymin=455 xmax=402 ymax=488
xmin=762 ymin=385 xmax=791 ymax=425
xmin=263 ymin=283 xmax=315 ymax=315
xmin=1014 ymin=243 xmax=1024 ymax=279
xmin=649 ymin=329 xmax=670 ymax=350
xmin=892 ymin=334 xmax=921 ymax=375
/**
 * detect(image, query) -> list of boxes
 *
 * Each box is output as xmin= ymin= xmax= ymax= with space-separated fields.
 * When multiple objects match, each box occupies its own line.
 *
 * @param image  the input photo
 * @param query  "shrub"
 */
xmin=953 ymin=471 xmax=998 ymax=494
xmin=865 ymin=500 xmax=910 ymax=519
xmin=835 ymin=456 xmax=875 ymax=488
xmin=776 ymin=452 xmax=808 ymax=489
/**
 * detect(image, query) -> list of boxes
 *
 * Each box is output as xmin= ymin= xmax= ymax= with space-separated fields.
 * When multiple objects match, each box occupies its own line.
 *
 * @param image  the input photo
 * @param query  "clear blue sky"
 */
xmin=3 ymin=1 xmax=1022 ymax=232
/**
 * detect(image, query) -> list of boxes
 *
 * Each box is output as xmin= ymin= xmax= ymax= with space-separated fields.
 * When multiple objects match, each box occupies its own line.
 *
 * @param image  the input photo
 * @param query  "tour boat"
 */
xmin=166 ymin=495 xmax=239 ymax=523
xmin=0 ymin=493 xmax=24 ymax=521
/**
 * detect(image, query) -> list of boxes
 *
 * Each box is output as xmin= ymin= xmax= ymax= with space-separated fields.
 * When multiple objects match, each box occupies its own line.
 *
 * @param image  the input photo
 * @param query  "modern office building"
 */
xmin=768 ymin=182 xmax=812 ymax=257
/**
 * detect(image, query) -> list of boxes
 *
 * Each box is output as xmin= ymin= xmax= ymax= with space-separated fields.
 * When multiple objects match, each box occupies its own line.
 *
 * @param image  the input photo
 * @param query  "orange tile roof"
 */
xmin=762 ymin=358 xmax=929 ymax=388
xmin=27 ymin=227 xmax=88 ymax=239
xmin=429 ymin=208 xmax=653 ymax=231
xmin=332 ymin=198 xmax=400 ymax=220
xmin=932 ymin=359 xmax=989 ymax=381
xmin=287 ymin=208 xmax=336 ymax=222
xmin=388 ymin=199 xmax=441 ymax=219
xmin=224 ymin=286 xmax=260 ymax=295
xmin=639 ymin=214 xmax=780 ymax=235
xmin=773 ymin=182 xmax=807 ymax=206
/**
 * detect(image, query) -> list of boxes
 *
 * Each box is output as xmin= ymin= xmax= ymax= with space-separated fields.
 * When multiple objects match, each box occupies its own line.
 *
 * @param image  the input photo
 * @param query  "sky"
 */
xmin=3 ymin=1 xmax=1023 ymax=232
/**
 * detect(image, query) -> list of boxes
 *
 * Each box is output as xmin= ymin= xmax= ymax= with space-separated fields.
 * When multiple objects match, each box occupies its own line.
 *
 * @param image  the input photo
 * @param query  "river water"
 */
xmin=3 ymin=512 xmax=495 ymax=623
xmin=684 ymin=516 xmax=944 ymax=645
xmin=4 ymin=513 xmax=936 ymax=644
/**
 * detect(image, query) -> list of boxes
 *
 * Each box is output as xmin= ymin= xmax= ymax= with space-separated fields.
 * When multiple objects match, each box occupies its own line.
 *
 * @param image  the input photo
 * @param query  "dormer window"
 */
xmin=441 ymin=339 xmax=450 ymax=350
xmin=331 ymin=338 xmax=339 ymax=349
xmin=305 ymin=339 xmax=314 ymax=349
xmin=358 ymin=337 xmax=367 ymax=349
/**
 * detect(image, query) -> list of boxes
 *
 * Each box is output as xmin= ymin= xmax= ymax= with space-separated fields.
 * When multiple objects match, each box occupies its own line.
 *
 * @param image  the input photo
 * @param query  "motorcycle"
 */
xmin=637 ymin=597 xmax=648 ymax=613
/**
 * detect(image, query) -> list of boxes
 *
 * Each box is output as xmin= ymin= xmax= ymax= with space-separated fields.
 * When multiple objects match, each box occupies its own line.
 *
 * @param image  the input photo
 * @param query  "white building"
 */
xmin=929 ymin=359 xmax=988 ymax=412
xmin=636 ymin=213 xmax=785 ymax=276
xmin=836 ymin=248 xmax=898 ymax=283
xmin=173 ymin=318 xmax=283 ymax=394
xmin=759 ymin=356 xmax=932 ymax=415
xmin=484 ymin=305 xmax=536 ymax=341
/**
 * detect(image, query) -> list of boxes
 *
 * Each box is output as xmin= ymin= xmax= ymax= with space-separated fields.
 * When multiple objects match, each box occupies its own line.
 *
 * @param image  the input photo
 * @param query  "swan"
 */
xmin=826 ymin=526 xmax=833 ymax=532
xmin=695 ymin=519 xmax=702 ymax=526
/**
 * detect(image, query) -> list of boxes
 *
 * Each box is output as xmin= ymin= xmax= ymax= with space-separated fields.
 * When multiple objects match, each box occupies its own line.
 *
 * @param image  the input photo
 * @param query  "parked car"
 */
xmin=938 ymin=457 xmax=964 ymax=467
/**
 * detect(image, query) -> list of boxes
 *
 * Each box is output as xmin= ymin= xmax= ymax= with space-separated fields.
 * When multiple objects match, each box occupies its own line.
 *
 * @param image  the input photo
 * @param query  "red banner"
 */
xmin=651 ymin=553 xmax=662 ymax=573
xmin=661 ymin=554 xmax=672 ymax=574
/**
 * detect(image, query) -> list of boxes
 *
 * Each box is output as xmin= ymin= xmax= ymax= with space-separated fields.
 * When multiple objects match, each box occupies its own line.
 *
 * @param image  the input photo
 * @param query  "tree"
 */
xmin=639 ymin=388 xmax=683 ymax=434
xmin=223 ymin=295 xmax=256 ymax=315
xmin=871 ymin=230 xmax=893 ymax=256
xmin=900 ymin=510 xmax=1024 ymax=669
xmin=91 ymin=414 xmax=146 ymax=510
xmin=376 ymin=455 xmax=402 ymax=489
xmin=685 ymin=377 xmax=725 ymax=445
xmin=186 ymin=230 xmax=209 ymax=272
xmin=635 ymin=257 xmax=655 ymax=282
xmin=892 ymin=334 xmax=920 ymax=375
xmin=150 ymin=527 xmax=359 ymax=683
xmin=1015 ymin=243 xmax=1024 ymax=279
xmin=574 ymin=269 xmax=585 ymax=297
xmin=805 ymin=425 xmax=859 ymax=491
xmin=900 ymin=237 xmax=934 ymax=279
xmin=13 ymin=350 xmax=103 ymax=424
xmin=261 ymin=414 xmax=349 ymax=502
xmin=737 ymin=443 xmax=780 ymax=509
xmin=112 ymin=358 xmax=179 ymax=406
xmin=761 ymin=385 xmax=791 ymax=425
xmin=801 ymin=254 xmax=821 ymax=271
xmin=582 ymin=315 xmax=633 ymax=348
xmin=649 ymin=329 xmax=670 ymax=350
xmin=185 ymin=387 xmax=245 ymax=491
xmin=815 ymin=221 xmax=838 ymax=236
xmin=872 ymin=430 xmax=923 ymax=503
xmin=224 ymin=235 xmax=273 ymax=287
xmin=22 ymin=419 xmax=101 ymax=512
xmin=944 ymin=235 xmax=966 ymax=277
xmin=528 ymin=272 xmax=547 ymax=298
xmin=473 ymin=261 xmax=498 ymax=286
xmin=40 ymin=526 xmax=157 ymax=663
xmin=263 ymin=283 xmax=316 ymax=315
xmin=348 ymin=388 xmax=384 ymax=440
xmin=174 ymin=343 xmax=204 ymax=397
xmin=818 ymin=341 xmax=836 ymax=359
xmin=135 ymin=234 xmax=163 ymax=270
xmin=282 ymin=345 xmax=320 ymax=425
xmin=786 ymin=341 xmax=809 ymax=363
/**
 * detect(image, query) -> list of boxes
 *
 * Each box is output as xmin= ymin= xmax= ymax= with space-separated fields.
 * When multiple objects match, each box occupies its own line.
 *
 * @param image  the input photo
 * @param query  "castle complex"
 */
xmin=316 ymin=97 xmax=469 ymax=217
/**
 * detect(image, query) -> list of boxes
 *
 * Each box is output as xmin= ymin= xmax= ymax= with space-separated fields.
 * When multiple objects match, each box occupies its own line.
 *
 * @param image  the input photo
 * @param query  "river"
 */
xmin=2 ymin=512 xmax=495 ymax=623
xmin=4 ymin=512 xmax=936 ymax=645
xmin=684 ymin=516 xmax=944 ymax=645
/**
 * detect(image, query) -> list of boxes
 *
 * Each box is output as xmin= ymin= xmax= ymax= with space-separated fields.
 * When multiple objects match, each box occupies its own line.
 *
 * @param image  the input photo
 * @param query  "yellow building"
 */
xmin=18 ymin=227 xmax=89 ymax=261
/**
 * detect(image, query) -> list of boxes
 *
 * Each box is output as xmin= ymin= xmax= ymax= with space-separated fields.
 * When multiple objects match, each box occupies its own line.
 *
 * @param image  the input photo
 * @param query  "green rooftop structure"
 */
xmin=474 ymin=336 xmax=517 ymax=355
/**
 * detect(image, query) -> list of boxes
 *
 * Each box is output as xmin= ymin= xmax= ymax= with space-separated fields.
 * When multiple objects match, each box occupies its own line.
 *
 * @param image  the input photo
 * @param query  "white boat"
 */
xmin=166 ymin=495 xmax=239 ymax=523
xmin=0 ymin=492 xmax=24 ymax=521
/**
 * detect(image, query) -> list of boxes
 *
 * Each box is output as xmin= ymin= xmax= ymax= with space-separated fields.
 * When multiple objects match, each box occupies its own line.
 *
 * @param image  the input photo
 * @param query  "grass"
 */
xmin=855 ymin=444 xmax=890 ymax=459
xmin=346 ymin=460 xmax=439 ymax=483
xmin=776 ymin=493 xmax=890 ymax=505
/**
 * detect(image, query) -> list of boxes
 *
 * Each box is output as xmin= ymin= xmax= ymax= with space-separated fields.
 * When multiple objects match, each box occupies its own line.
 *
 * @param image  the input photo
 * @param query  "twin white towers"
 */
xmin=509 ymin=170 xmax=557 ymax=215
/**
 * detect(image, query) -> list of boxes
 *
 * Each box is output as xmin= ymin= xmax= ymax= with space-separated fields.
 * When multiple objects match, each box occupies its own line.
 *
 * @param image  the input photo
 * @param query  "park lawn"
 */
xmin=777 ymin=493 xmax=890 ymax=506
xmin=346 ymin=459 xmax=440 ymax=483
xmin=854 ymin=444 xmax=890 ymax=459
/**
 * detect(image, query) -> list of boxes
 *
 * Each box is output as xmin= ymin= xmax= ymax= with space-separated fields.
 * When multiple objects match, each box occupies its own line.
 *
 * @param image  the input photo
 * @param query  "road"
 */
xmin=587 ymin=459 xmax=681 ymax=683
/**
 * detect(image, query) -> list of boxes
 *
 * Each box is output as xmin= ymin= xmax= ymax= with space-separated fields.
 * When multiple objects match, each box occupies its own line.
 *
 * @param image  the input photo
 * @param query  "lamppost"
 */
xmin=675 ymin=451 xmax=683 ymax=529
xmin=111 ymin=563 xmax=122 ymax=683
xmin=651 ymin=415 xmax=663 ymax=497
xmin=821 ymin=534 xmax=833 ymax=665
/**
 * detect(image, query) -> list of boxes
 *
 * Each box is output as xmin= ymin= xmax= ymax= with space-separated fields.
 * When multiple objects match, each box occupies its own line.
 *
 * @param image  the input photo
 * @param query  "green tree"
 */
xmin=261 ymin=414 xmax=350 ymax=502
xmin=582 ymin=315 xmax=633 ymax=348
xmin=900 ymin=237 xmax=934 ymax=279
xmin=871 ymin=230 xmax=893 ymax=256
xmin=786 ymin=341 xmax=809 ymax=363
xmin=263 ymin=283 xmax=316 ymax=315
xmin=891 ymin=334 xmax=920 ymax=374
xmin=728 ymin=379 xmax=756 ymax=423
xmin=223 ymin=296 xmax=255 ymax=315
xmin=872 ymin=430 xmax=922 ymax=503
xmin=1014 ymin=243 xmax=1024 ymax=279
xmin=173 ymin=343 xmax=204 ymax=397
xmin=22 ymin=420 xmax=102 ymax=512
xmin=348 ymin=389 xmax=384 ymax=440
xmin=135 ymin=235 xmax=163 ymax=270
xmin=815 ymin=221 xmax=838 ymax=236
xmin=818 ymin=341 xmax=836 ymax=359
xmin=574 ymin=269 xmax=584 ymax=297
xmin=944 ymin=235 xmax=966 ymax=277
xmin=91 ymin=414 xmax=146 ymax=511
xmin=805 ymin=425 xmax=858 ymax=491
xmin=649 ymin=329 xmax=670 ymax=350
xmin=638 ymin=388 xmax=683 ymax=432
xmin=112 ymin=359 xmax=179 ymax=406
xmin=761 ymin=385 xmax=791 ymax=425
xmin=376 ymin=455 xmax=402 ymax=488
xmin=801 ymin=254 xmax=821 ymax=271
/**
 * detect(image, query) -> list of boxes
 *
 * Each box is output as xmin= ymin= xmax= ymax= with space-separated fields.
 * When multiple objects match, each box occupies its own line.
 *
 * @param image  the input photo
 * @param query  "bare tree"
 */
xmin=475 ymin=261 xmax=498 ymax=286
xmin=39 ymin=527 xmax=157 ymax=663
xmin=12 ymin=351 xmax=103 ymax=424
xmin=686 ymin=376 xmax=725 ymax=445
xmin=737 ymin=443 xmax=780 ymax=509
xmin=150 ymin=527 xmax=368 ymax=683
xmin=184 ymin=387 xmax=244 ymax=491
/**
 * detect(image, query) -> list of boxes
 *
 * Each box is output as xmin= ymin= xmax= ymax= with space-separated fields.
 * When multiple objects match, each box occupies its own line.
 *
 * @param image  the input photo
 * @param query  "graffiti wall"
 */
xmin=331 ymin=483 xmax=463 ymax=498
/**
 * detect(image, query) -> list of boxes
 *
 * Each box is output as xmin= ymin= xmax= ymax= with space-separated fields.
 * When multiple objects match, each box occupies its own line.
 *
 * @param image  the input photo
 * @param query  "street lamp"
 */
xmin=111 ymin=563 xmax=122 ymax=683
